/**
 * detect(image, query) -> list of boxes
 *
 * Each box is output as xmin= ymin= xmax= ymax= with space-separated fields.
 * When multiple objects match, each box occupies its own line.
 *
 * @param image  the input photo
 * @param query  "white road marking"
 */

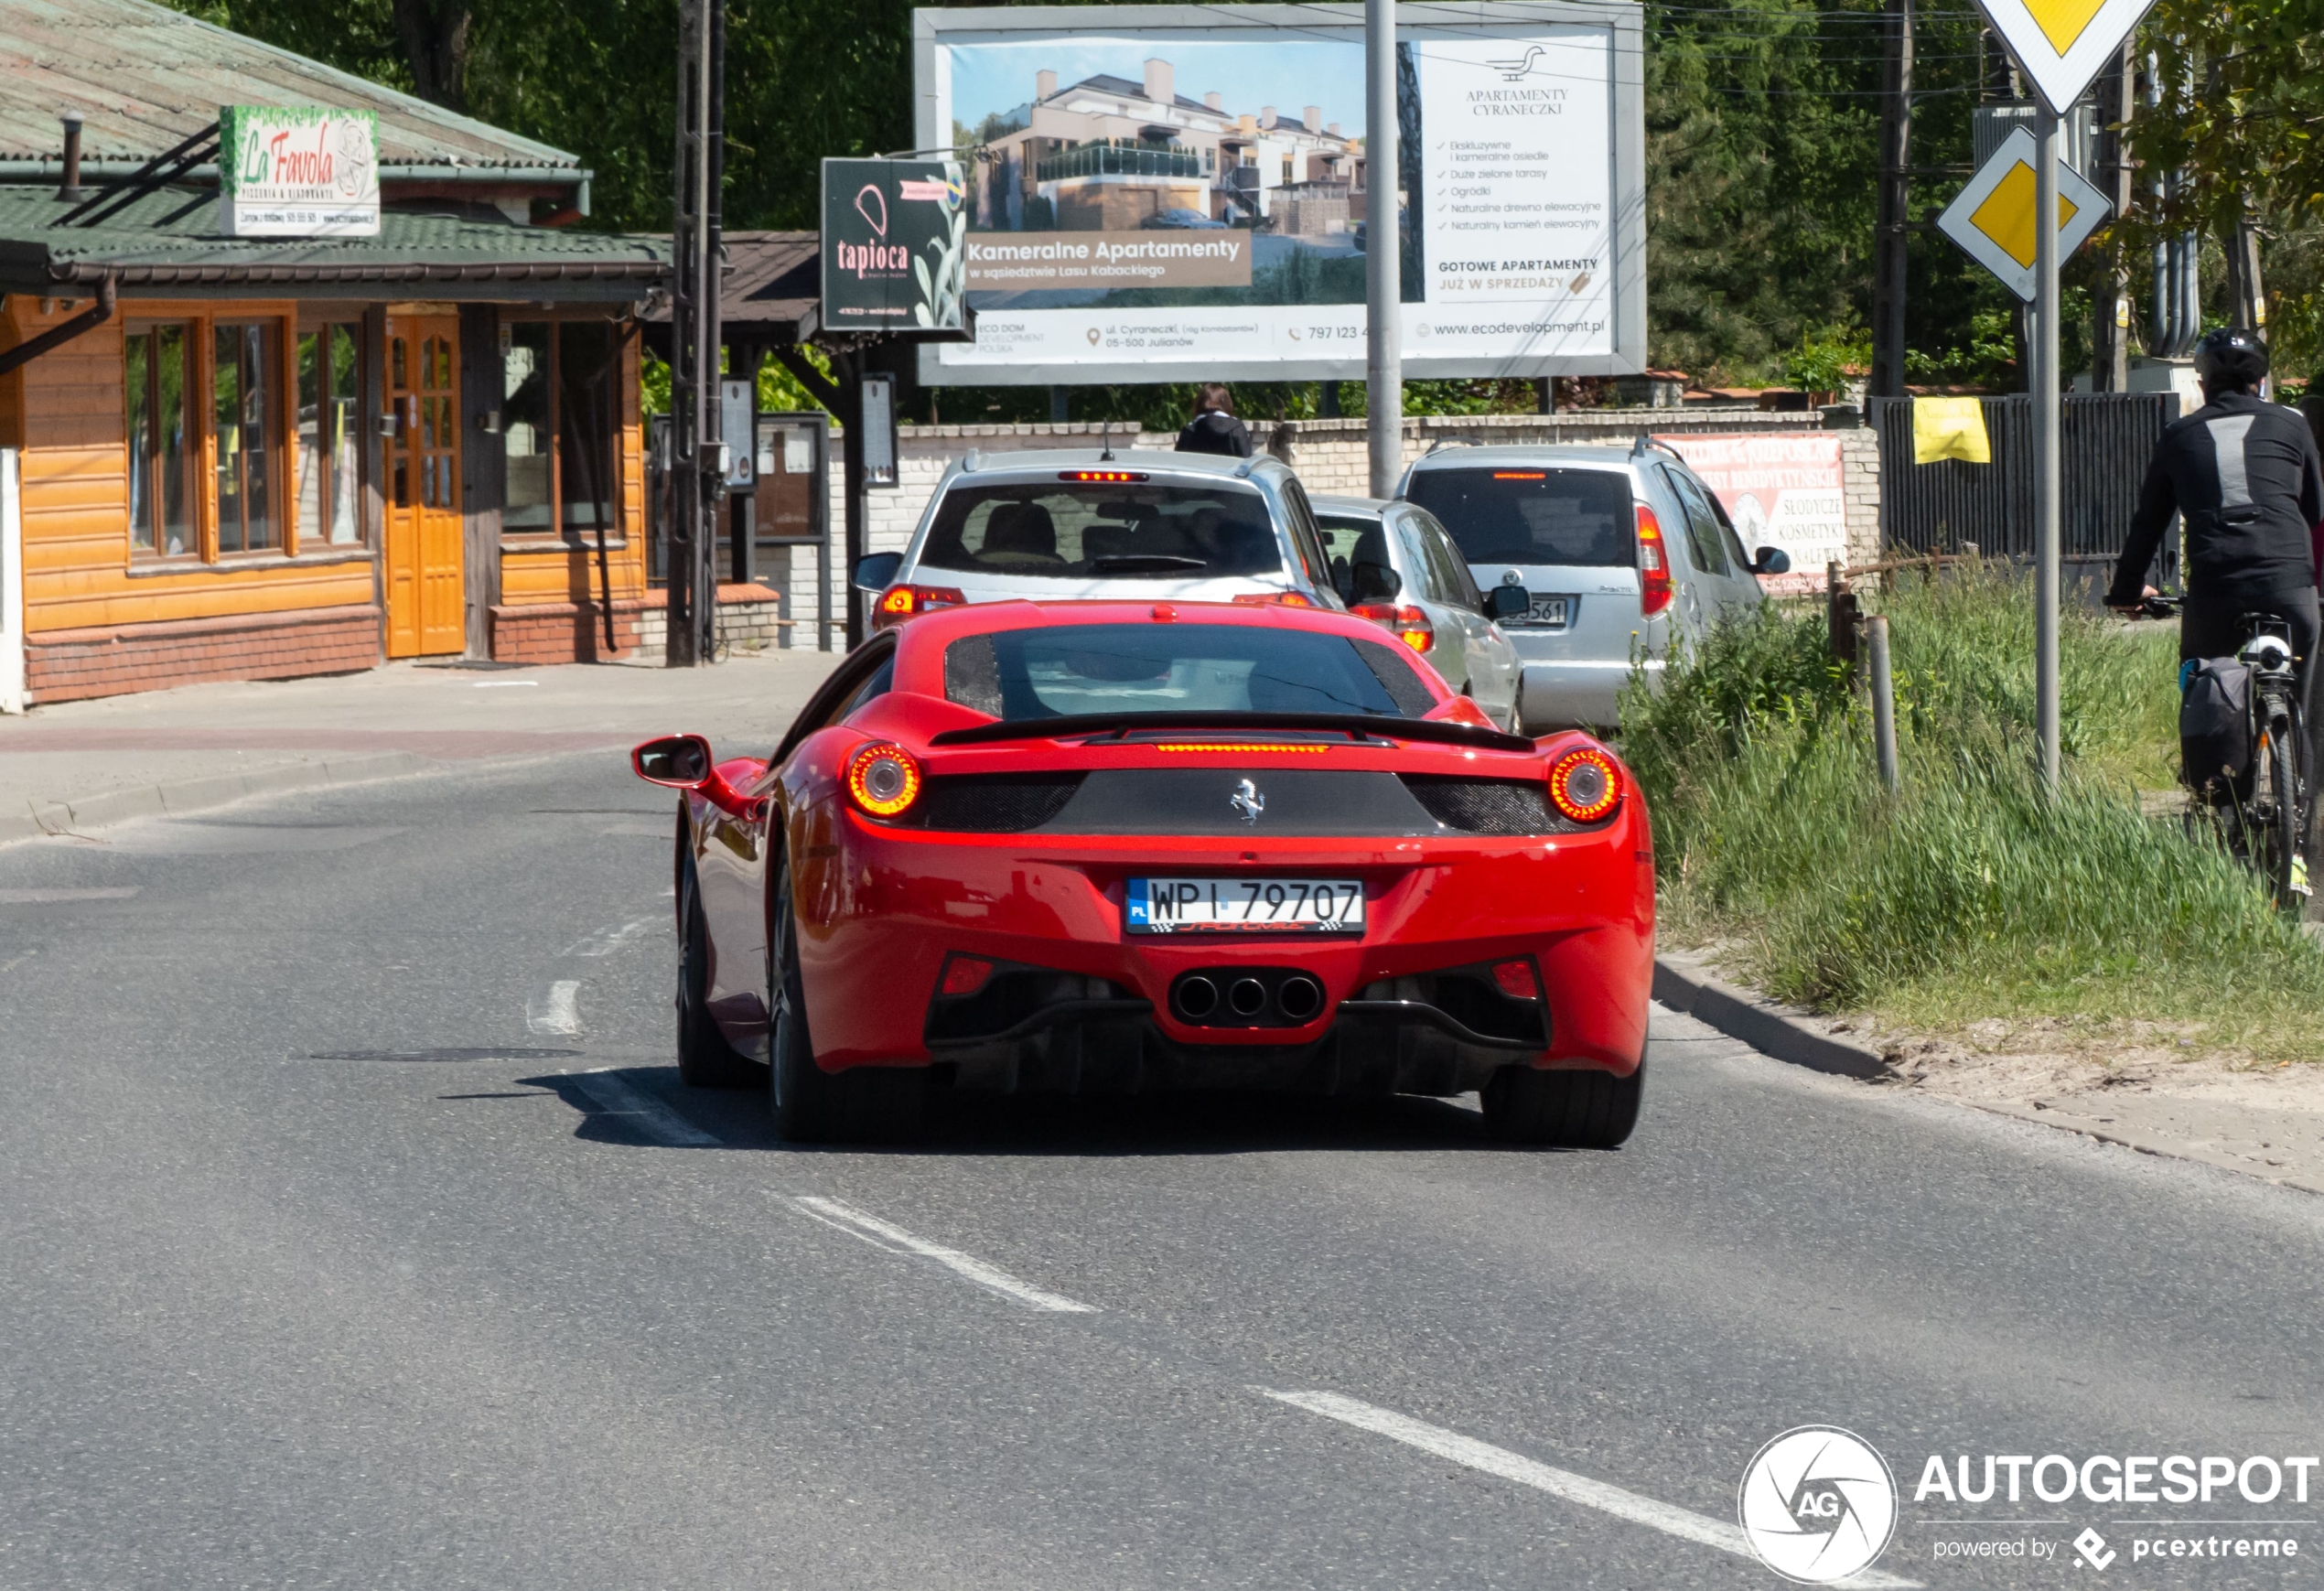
xmin=566 ymin=1070 xmax=720 ymax=1147
xmin=526 ymin=980 xmax=582 ymax=1036
xmin=564 ymin=916 xmax=661 ymax=957
xmin=0 ymin=887 xmax=140 ymax=903
xmin=783 ymin=1195 xmax=1100 ymax=1315
xmin=1258 ymin=1390 xmax=1921 ymax=1590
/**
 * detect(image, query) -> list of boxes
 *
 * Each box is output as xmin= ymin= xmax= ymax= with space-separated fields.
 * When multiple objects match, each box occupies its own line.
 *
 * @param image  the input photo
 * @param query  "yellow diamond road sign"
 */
xmin=1937 ymin=127 xmax=2111 ymax=303
xmin=1972 ymin=0 xmax=2160 ymax=114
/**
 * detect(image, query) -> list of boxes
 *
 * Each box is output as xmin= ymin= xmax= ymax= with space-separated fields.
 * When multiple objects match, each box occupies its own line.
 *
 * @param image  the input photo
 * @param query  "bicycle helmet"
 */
xmin=2192 ymin=328 xmax=2268 ymax=392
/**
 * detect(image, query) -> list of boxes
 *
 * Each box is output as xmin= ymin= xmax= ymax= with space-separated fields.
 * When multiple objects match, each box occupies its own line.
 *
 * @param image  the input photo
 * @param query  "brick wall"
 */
xmin=634 ymin=584 xmax=789 ymax=659
xmin=809 ymin=411 xmax=1885 ymax=624
xmin=488 ymin=599 xmax=645 ymax=666
xmin=27 ymin=605 xmax=382 ymax=705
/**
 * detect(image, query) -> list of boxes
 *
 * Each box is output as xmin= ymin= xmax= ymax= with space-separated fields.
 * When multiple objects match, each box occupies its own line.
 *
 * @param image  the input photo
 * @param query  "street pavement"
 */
xmin=5 ymin=747 xmax=2324 ymax=1589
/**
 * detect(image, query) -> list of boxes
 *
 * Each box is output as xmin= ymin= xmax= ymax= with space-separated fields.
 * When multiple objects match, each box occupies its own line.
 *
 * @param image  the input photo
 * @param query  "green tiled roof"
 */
xmin=0 ymin=0 xmax=577 ymax=172
xmin=0 ymin=184 xmax=669 ymax=296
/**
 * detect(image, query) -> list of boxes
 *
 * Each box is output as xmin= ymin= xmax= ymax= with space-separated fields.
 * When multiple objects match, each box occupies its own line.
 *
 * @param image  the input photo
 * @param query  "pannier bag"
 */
xmin=2179 ymin=656 xmax=2253 ymax=784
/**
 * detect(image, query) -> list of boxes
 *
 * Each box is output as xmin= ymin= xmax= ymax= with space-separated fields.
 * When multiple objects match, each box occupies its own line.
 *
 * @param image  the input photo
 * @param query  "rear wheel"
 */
xmin=1481 ymin=1059 xmax=1643 ymax=1148
xmin=676 ymin=859 xmax=764 ymax=1089
xmin=769 ymin=858 xmax=928 ymax=1144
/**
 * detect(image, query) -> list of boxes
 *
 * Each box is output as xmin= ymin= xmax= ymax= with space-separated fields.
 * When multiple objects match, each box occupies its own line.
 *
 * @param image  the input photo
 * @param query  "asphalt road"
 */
xmin=5 ymin=751 xmax=2323 ymax=1590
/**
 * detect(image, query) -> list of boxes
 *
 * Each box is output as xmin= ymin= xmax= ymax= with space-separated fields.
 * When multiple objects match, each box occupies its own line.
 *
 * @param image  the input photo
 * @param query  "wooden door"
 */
xmin=382 ymin=317 xmax=465 ymax=657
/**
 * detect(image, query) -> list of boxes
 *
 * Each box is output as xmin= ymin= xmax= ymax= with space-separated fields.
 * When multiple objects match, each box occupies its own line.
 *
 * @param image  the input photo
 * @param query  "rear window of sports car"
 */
xmin=918 ymin=482 xmax=1285 ymax=579
xmin=944 ymin=625 xmax=1436 ymax=720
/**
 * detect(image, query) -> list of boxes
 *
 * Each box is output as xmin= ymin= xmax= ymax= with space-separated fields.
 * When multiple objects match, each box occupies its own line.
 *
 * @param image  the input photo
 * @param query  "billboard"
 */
xmin=1654 ymin=433 xmax=1848 ymax=596
xmin=218 ymin=106 xmax=379 ymax=238
xmin=911 ymin=2 xmax=1644 ymax=384
xmin=820 ymin=157 xmax=972 ymax=335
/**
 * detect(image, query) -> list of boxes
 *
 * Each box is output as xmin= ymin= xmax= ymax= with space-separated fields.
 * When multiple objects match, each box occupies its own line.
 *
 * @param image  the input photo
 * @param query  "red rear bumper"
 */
xmin=793 ymin=806 xmax=1654 ymax=1080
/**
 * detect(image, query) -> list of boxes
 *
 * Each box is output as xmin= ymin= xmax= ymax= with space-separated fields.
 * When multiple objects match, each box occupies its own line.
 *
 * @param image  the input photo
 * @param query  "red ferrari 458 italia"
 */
xmin=633 ymin=600 xmax=1653 ymax=1145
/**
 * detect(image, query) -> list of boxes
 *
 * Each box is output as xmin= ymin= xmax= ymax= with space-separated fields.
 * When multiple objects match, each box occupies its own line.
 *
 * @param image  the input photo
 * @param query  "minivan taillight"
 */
xmin=1635 ymin=505 xmax=1673 ymax=618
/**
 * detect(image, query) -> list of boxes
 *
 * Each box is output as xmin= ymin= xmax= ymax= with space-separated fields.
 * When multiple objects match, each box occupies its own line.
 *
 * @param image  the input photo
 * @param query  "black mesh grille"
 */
xmin=905 ymin=774 xmax=1084 ymax=833
xmin=1400 ymin=776 xmax=1598 ymax=835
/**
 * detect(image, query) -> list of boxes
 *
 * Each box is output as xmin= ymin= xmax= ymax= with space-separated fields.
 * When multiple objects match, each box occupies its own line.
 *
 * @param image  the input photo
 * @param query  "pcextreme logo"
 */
xmin=1738 ymin=1425 xmax=1900 ymax=1584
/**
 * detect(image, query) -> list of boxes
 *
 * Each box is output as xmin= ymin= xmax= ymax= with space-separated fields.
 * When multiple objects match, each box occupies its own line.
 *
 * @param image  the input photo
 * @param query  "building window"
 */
xmin=500 ymin=319 xmax=619 ymax=536
xmin=125 ymin=324 xmax=195 ymax=557
xmin=502 ymin=322 xmax=553 ymax=531
xmin=296 ymin=325 xmax=361 ymax=545
xmin=213 ymin=321 xmax=281 ymax=553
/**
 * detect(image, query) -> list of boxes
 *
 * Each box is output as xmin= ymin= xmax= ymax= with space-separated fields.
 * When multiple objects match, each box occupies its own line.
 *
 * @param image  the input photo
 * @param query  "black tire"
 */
xmin=1480 ymin=1059 xmax=1643 ymax=1148
xmin=768 ymin=858 xmax=929 ymax=1145
xmin=676 ymin=858 xmax=765 ymax=1089
xmin=2259 ymin=714 xmax=2300 ymax=910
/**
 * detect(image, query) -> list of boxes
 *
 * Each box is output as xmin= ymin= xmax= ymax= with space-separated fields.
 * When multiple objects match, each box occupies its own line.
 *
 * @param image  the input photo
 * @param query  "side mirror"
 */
xmin=1350 ymin=560 xmax=1402 ymax=603
xmin=853 ymin=551 xmax=903 ymax=593
xmin=1484 ymin=583 xmax=1529 ymax=621
xmin=633 ymin=733 xmax=762 ymax=820
xmin=633 ymin=733 xmax=712 ymax=788
xmin=1752 ymin=546 xmax=1792 ymax=575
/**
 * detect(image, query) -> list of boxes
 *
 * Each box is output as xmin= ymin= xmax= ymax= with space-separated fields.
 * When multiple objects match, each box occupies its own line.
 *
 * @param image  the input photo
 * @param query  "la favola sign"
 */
xmin=218 ymin=106 xmax=380 ymax=239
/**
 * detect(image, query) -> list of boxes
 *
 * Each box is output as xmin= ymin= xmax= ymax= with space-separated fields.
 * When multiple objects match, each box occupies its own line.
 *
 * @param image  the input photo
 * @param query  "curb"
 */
xmin=1652 ymin=953 xmax=1889 ymax=1080
xmin=2 ymin=751 xmax=438 ymax=848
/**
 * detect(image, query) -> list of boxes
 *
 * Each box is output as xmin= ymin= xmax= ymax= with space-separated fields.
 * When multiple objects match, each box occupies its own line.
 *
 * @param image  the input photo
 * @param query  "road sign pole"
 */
xmin=2033 ymin=105 xmax=2061 ymax=790
xmin=1364 ymin=0 xmax=1401 ymax=498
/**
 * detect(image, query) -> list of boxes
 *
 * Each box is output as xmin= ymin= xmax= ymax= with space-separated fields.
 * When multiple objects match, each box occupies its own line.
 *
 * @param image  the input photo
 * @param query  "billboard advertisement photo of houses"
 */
xmin=915 ymin=4 xmax=1647 ymax=383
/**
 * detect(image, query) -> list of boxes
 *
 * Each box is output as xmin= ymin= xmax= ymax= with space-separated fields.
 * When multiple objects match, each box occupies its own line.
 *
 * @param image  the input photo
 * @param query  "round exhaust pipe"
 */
xmin=1175 ymin=975 xmax=1219 ymax=1020
xmin=1228 ymin=977 xmax=1268 ymax=1017
xmin=1276 ymin=974 xmax=1324 ymax=1022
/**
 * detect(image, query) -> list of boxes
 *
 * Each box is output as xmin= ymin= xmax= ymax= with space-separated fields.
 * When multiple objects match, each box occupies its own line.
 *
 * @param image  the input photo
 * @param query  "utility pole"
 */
xmin=2033 ymin=106 xmax=2061 ymax=789
xmin=1364 ymin=0 xmax=1401 ymax=498
xmin=2091 ymin=45 xmax=2133 ymax=390
xmin=1869 ymin=0 xmax=1913 ymax=400
xmin=665 ymin=0 xmax=724 ymax=667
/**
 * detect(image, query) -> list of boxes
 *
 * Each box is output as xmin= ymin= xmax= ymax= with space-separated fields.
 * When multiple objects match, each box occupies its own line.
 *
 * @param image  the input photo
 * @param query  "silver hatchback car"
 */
xmin=1310 ymin=495 xmax=1526 ymax=732
xmin=1399 ymin=441 xmax=1791 ymax=732
xmin=855 ymin=447 xmax=1344 ymax=624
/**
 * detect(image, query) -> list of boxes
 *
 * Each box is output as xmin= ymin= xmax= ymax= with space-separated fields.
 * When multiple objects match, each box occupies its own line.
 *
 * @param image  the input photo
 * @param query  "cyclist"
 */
xmin=2109 ymin=328 xmax=2324 ymax=876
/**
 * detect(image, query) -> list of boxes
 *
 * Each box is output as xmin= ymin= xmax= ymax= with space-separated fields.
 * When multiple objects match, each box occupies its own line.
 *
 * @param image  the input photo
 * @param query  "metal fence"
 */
xmin=1872 ymin=392 xmax=2177 ymax=588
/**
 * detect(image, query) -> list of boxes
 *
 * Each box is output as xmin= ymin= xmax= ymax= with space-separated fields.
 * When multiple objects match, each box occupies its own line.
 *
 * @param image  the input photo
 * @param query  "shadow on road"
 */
xmin=511 ymin=1066 xmax=1588 ymax=1156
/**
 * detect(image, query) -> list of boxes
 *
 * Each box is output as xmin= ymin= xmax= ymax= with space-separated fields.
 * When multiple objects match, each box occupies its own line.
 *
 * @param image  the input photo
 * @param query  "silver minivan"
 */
xmin=1310 ymin=495 xmax=1525 ymax=731
xmin=1399 ymin=441 xmax=1791 ymax=732
xmin=854 ymin=447 xmax=1345 ymax=623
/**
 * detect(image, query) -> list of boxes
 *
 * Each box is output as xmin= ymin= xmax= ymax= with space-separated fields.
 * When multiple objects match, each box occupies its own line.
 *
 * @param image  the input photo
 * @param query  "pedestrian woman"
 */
xmin=1175 ymin=383 xmax=1253 ymax=457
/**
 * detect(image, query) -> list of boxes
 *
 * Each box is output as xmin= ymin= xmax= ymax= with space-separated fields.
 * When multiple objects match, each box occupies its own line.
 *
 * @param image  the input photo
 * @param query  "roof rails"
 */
xmin=1630 ymin=434 xmax=1681 ymax=460
xmin=961 ymin=448 xmax=981 ymax=474
xmin=1423 ymin=437 xmax=1485 ymax=457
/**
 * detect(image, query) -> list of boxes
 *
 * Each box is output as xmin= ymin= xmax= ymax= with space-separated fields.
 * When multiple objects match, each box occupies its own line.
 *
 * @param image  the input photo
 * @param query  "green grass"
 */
xmin=1621 ymin=563 xmax=2324 ymax=1060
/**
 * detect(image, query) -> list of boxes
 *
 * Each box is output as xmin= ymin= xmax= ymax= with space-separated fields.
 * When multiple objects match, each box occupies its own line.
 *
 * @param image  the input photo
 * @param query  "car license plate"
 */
xmin=1524 ymin=595 xmax=1571 ymax=628
xmin=1125 ymin=877 xmax=1365 ymax=934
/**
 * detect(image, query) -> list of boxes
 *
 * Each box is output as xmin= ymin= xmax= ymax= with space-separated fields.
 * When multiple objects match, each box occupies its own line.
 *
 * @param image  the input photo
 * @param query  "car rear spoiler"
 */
xmin=928 ymin=711 xmax=1536 ymax=754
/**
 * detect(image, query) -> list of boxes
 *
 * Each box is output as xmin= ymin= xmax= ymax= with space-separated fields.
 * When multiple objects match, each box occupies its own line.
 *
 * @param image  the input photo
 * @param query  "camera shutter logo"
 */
xmin=1738 ymin=1426 xmax=1899 ymax=1584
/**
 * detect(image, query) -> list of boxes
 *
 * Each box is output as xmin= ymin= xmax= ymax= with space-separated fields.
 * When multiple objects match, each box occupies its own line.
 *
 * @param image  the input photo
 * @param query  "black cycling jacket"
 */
xmin=2109 ymin=392 xmax=2324 ymax=605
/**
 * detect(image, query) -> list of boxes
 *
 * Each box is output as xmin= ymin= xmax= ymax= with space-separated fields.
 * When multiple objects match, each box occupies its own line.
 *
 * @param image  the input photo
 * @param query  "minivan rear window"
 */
xmin=918 ymin=482 xmax=1284 ymax=579
xmin=1404 ymin=468 xmax=1635 ymax=567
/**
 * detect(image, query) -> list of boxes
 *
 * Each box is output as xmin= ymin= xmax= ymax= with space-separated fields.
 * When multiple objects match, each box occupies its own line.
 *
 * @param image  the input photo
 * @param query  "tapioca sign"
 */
xmin=818 ymin=156 xmax=971 ymax=337
xmin=217 ymin=106 xmax=381 ymax=238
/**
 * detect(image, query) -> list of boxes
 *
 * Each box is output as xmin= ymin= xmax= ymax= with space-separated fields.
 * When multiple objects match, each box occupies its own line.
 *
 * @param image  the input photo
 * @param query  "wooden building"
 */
xmin=0 ymin=0 xmax=668 ymax=703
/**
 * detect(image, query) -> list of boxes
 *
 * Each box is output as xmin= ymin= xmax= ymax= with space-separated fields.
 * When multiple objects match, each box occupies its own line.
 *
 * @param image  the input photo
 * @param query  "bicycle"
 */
xmin=2136 ymin=594 xmax=2309 ymax=908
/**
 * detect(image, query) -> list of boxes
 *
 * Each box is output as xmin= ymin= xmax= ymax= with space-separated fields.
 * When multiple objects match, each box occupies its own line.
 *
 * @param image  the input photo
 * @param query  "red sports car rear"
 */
xmin=635 ymin=600 xmax=1653 ymax=1145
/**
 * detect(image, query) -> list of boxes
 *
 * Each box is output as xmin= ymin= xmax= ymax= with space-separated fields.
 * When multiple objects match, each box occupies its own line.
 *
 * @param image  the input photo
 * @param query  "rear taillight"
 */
xmin=872 ymin=583 xmax=966 ymax=631
xmin=1351 ymin=602 xmax=1434 ymax=654
xmin=1547 ymin=746 xmax=1621 ymax=823
xmin=1635 ymin=506 xmax=1673 ymax=618
xmin=845 ymin=741 xmax=922 ymax=819
xmin=1231 ymin=590 xmax=1316 ymax=608
xmin=1491 ymin=959 xmax=1542 ymax=1001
